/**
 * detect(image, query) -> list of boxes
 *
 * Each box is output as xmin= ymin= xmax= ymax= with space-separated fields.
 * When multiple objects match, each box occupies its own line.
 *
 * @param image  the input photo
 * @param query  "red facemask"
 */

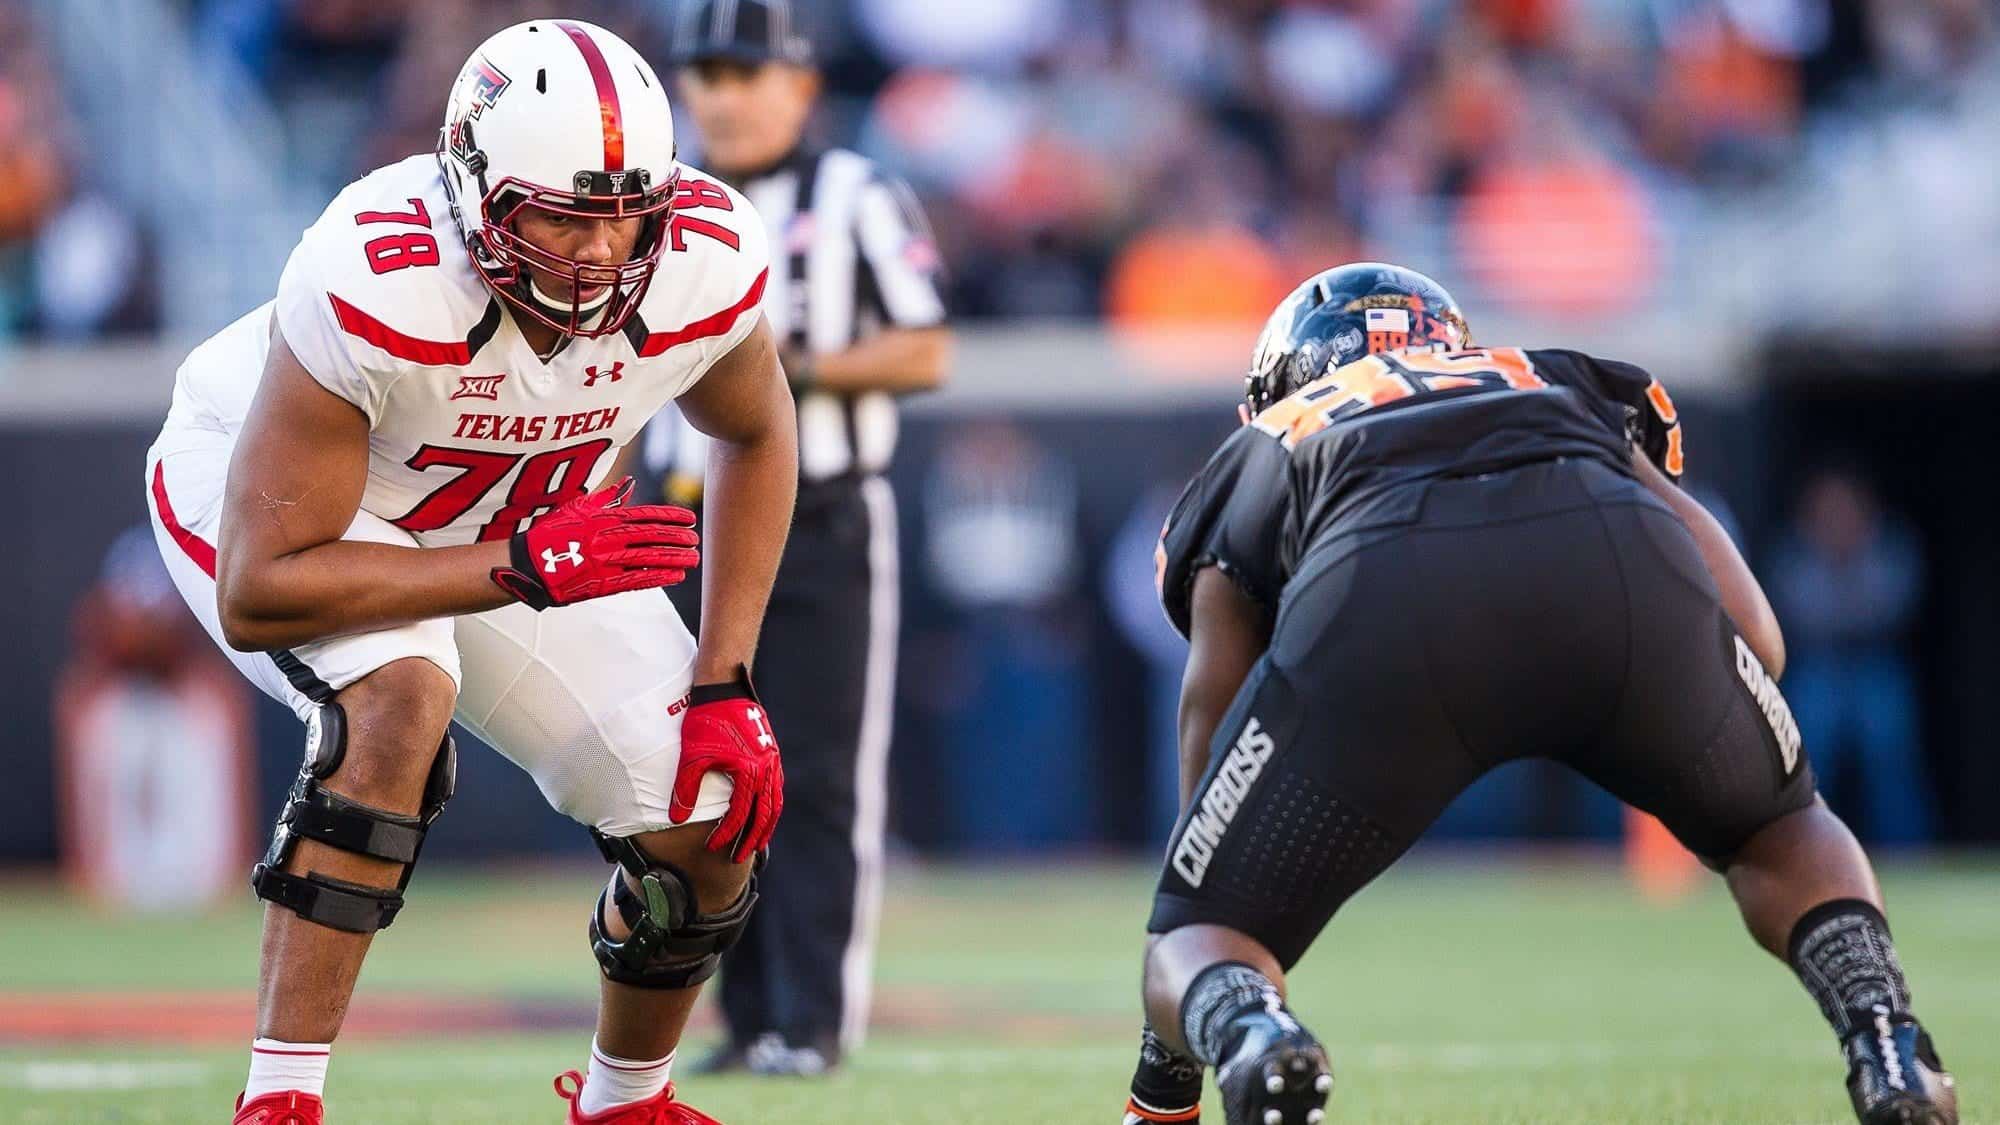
xmin=470 ymin=169 xmax=680 ymax=338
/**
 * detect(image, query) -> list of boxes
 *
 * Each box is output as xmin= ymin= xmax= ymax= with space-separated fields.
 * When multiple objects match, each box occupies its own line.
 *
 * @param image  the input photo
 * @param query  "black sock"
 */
xmin=1179 ymin=962 xmax=1286 ymax=1068
xmin=1786 ymin=898 xmax=1913 ymax=1038
xmin=1128 ymin=1023 xmax=1203 ymax=1114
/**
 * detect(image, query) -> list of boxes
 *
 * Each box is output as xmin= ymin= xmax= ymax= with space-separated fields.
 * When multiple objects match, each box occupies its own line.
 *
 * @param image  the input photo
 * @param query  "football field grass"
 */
xmin=0 ymin=855 xmax=1993 ymax=1123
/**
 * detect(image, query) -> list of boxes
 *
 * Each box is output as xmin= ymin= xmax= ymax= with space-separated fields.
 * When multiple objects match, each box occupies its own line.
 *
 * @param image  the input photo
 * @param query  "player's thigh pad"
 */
xmin=1148 ymin=538 xmax=1493 ymax=968
xmin=452 ymin=588 xmax=733 ymax=836
xmin=1147 ymin=660 xmax=1395 ymax=969
xmin=1572 ymin=501 xmax=1817 ymax=864
xmin=146 ymin=439 xmax=461 ymax=719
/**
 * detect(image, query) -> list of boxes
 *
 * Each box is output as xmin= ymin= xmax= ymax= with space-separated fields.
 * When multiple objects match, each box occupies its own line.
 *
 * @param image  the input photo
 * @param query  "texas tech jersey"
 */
xmin=169 ymin=154 xmax=769 ymax=546
xmin=1157 ymin=347 xmax=1684 ymax=635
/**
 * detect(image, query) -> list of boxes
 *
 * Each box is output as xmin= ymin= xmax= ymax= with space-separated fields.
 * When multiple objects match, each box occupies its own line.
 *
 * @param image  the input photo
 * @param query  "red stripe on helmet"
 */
xmin=554 ymin=21 xmax=624 ymax=171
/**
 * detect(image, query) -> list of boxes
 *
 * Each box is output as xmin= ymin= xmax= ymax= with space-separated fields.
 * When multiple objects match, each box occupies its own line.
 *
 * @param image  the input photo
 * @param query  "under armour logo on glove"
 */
xmin=490 ymin=478 xmax=699 ymax=611
xmin=746 ymin=706 xmax=775 ymax=749
xmin=671 ymin=671 xmax=783 ymax=863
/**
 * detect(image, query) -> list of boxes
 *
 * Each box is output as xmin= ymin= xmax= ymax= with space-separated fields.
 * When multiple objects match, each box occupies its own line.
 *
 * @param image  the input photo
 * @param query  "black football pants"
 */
xmin=1148 ymin=457 xmax=1817 ymax=968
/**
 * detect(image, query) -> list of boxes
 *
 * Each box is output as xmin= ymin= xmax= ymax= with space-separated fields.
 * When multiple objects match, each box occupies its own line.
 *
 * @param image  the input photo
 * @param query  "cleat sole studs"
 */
xmin=1315 ymin=1073 xmax=1333 ymax=1094
xmin=1266 ymin=1073 xmax=1287 ymax=1094
xmin=1263 ymin=1110 xmax=1284 ymax=1125
xmin=1307 ymin=1111 xmax=1325 ymax=1124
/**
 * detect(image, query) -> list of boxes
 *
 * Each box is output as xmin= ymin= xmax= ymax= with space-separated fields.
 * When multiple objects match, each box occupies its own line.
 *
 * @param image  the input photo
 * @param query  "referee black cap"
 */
xmin=671 ymin=0 xmax=815 ymax=67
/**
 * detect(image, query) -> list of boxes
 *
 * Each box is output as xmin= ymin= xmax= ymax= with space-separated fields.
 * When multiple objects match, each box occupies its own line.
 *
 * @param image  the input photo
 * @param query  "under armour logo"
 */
xmin=541 ymin=542 xmax=583 ymax=572
xmin=746 ymin=706 xmax=775 ymax=748
xmin=583 ymin=362 xmax=624 ymax=387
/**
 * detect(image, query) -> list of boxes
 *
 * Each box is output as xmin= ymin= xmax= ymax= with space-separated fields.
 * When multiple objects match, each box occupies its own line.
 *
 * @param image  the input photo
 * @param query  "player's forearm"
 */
xmin=1177 ymin=692 xmax=1232 ymax=807
xmin=1175 ymin=568 xmax=1270 ymax=804
xmin=799 ymin=326 xmax=951 ymax=394
xmin=217 ymin=539 xmax=512 ymax=652
xmin=692 ymin=422 xmax=798 ymax=683
xmin=1630 ymin=452 xmax=1786 ymax=677
xmin=1679 ymin=492 xmax=1786 ymax=676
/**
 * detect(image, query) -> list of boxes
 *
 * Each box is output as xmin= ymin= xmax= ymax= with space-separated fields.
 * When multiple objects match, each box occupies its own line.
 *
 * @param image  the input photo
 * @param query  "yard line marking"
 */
xmin=0 ymin=1060 xmax=208 ymax=1090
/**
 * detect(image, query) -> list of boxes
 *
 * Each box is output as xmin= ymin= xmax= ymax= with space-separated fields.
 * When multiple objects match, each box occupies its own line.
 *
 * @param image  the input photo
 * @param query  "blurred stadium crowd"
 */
xmin=2 ymin=0 xmax=1996 ymax=340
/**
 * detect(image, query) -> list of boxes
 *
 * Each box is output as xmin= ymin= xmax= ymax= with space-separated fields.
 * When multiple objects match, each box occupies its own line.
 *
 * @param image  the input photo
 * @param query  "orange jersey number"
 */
xmin=1252 ymin=347 xmax=1547 ymax=449
xmin=1645 ymin=377 xmax=1686 ymax=476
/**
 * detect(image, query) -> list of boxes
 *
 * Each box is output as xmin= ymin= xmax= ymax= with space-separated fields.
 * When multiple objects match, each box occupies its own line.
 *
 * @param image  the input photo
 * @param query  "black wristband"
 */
xmin=508 ymin=529 xmax=539 ymax=578
xmin=496 ymin=532 xmax=555 ymax=610
xmin=689 ymin=665 xmax=758 ymax=706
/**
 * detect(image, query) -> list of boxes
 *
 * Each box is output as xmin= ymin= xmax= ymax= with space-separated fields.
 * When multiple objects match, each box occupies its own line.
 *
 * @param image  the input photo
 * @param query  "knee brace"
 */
xmin=250 ymin=701 xmax=456 ymax=933
xmin=588 ymin=830 xmax=761 ymax=989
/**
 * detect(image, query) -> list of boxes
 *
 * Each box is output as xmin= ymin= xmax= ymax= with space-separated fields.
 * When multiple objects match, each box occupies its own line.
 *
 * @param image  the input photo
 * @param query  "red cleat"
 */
xmin=233 ymin=1090 xmax=324 ymax=1124
xmin=554 ymin=1070 xmax=725 ymax=1124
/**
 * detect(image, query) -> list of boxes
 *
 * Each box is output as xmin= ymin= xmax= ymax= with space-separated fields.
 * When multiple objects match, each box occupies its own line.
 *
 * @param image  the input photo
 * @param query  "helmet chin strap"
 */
xmin=527 ymin=276 xmax=616 ymax=317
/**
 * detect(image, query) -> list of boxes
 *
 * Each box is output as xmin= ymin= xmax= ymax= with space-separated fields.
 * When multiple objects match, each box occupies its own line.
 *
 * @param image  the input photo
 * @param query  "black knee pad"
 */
xmin=251 ymin=701 xmax=457 ymax=933
xmin=588 ymin=831 xmax=760 ymax=989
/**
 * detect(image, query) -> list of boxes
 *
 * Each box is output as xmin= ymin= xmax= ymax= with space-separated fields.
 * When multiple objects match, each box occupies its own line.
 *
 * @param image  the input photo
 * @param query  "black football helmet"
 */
xmin=1245 ymin=262 xmax=1473 ymax=415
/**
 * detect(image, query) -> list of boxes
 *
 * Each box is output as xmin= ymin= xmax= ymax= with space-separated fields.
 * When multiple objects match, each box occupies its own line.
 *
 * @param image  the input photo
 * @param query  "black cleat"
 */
xmin=1215 ymin=1021 xmax=1331 ymax=1125
xmin=1124 ymin=1024 xmax=1204 ymax=1124
xmin=1844 ymin=1008 xmax=1958 ymax=1125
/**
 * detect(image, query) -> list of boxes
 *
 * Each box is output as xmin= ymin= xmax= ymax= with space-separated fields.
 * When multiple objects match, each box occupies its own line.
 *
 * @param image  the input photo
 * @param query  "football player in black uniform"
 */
xmin=1120 ymin=264 xmax=1957 ymax=1125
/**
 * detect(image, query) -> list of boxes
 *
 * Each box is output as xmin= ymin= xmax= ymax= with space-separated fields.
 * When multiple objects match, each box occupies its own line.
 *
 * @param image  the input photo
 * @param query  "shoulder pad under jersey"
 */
xmin=619 ymin=163 xmax=772 ymax=379
xmin=1527 ymin=347 xmax=1684 ymax=481
xmin=275 ymin=155 xmax=498 ymax=424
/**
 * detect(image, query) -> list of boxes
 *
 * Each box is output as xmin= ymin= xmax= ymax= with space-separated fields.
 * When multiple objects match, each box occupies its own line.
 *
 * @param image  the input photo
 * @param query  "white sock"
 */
xmin=244 ymin=1038 xmax=330 ymax=1100
xmin=578 ymin=1039 xmax=674 ymax=1116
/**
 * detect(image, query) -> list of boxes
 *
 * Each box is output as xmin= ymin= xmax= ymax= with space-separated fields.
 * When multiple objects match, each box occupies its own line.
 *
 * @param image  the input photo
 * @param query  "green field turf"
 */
xmin=0 ymin=856 xmax=1994 ymax=1124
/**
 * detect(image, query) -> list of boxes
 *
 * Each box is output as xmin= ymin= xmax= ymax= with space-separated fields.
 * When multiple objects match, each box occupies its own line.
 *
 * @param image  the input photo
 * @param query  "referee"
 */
xmin=646 ymin=0 xmax=953 ymax=1076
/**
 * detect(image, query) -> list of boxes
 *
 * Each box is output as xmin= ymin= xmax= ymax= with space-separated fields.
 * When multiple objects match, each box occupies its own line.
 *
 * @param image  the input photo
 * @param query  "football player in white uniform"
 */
xmin=144 ymin=21 xmax=795 ymax=1125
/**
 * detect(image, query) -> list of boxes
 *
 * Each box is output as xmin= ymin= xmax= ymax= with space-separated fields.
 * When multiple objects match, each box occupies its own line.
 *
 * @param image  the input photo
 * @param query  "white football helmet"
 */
xmin=438 ymin=19 xmax=679 ymax=338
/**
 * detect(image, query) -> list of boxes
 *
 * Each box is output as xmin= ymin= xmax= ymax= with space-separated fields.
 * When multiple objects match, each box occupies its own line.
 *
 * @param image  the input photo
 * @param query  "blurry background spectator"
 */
xmin=0 ymin=1 xmax=65 ymax=341
xmin=54 ymin=527 xmax=254 ymax=908
xmin=0 ymin=0 xmax=160 ymax=340
xmin=1770 ymin=465 xmax=1933 ymax=844
xmin=1 ymin=0 xmax=1957 ymax=342
xmin=0 ymin=1 xmax=157 ymax=341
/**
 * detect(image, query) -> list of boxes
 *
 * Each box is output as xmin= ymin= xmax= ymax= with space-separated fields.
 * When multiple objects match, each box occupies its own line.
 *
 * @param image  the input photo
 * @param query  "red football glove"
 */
xmin=670 ymin=672 xmax=784 ymax=863
xmin=490 ymin=478 xmax=699 ymax=610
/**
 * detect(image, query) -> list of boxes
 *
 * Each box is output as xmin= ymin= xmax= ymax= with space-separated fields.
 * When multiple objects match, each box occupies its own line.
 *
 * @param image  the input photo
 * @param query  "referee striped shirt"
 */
xmin=645 ymin=146 xmax=947 ymax=491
